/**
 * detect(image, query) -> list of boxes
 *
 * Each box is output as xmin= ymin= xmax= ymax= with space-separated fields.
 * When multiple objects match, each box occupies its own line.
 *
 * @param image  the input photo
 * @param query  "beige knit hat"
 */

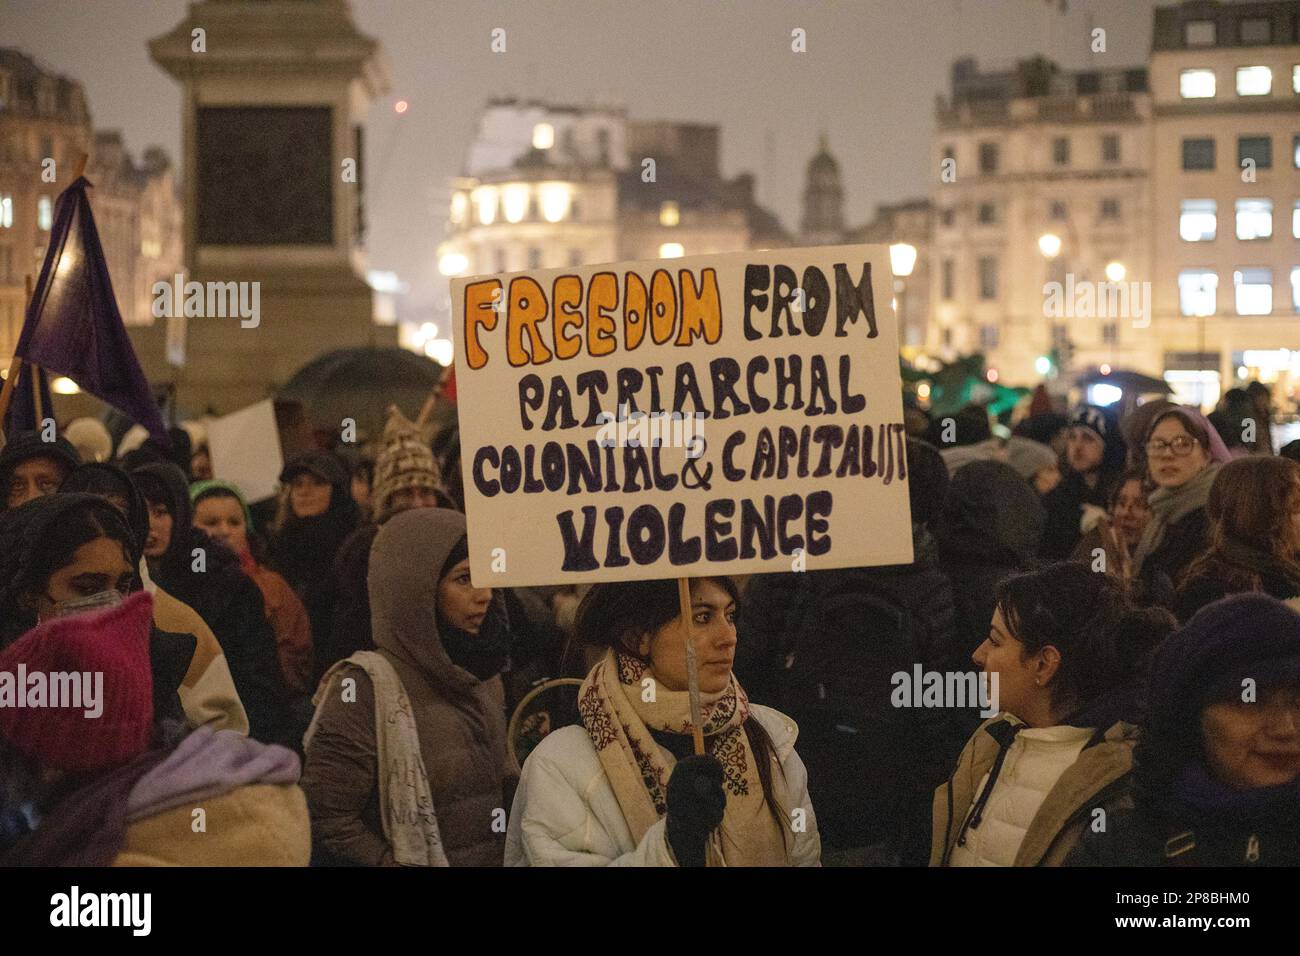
xmin=371 ymin=405 xmax=442 ymax=520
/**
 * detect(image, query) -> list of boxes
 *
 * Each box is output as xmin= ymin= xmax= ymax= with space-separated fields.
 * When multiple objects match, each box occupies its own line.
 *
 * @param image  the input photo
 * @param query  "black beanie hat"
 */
xmin=0 ymin=431 xmax=81 ymax=504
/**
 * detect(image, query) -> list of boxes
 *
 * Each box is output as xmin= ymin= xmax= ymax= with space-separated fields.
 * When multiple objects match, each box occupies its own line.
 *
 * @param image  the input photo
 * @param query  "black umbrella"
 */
xmin=1076 ymin=368 xmax=1172 ymax=394
xmin=278 ymin=347 xmax=443 ymax=442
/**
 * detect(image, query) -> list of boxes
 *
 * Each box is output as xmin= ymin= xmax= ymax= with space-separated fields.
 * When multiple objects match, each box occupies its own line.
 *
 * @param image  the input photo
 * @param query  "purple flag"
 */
xmin=6 ymin=361 xmax=54 ymax=434
xmin=11 ymin=176 xmax=168 ymax=443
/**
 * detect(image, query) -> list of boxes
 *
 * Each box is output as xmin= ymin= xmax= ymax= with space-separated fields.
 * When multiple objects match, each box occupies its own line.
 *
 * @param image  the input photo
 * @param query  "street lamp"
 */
xmin=1037 ymin=232 xmax=1062 ymax=259
xmin=889 ymin=242 xmax=917 ymax=277
xmin=889 ymin=242 xmax=918 ymax=347
xmin=1105 ymin=260 xmax=1126 ymax=283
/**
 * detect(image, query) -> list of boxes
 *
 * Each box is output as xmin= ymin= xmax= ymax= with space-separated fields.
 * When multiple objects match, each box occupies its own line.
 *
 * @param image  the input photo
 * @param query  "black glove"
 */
xmin=665 ymin=754 xmax=726 ymax=867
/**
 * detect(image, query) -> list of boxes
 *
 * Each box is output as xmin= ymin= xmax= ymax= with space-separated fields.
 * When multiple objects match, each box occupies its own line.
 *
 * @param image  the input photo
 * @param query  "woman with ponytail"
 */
xmin=932 ymin=562 xmax=1176 ymax=867
xmin=505 ymin=577 xmax=820 ymax=866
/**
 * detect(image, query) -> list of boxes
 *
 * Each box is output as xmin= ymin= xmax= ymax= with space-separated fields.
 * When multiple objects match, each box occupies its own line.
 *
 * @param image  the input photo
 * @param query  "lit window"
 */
xmin=1185 ymin=21 xmax=1216 ymax=47
xmin=1180 ymin=200 xmax=1216 ymax=241
xmin=1294 ymin=201 xmax=1300 ymax=239
xmin=450 ymin=192 xmax=467 ymax=225
xmin=1234 ymin=268 xmax=1273 ymax=315
xmin=37 ymin=196 xmax=52 ymax=230
xmin=539 ymin=183 xmax=571 ymax=222
xmin=1236 ymin=199 xmax=1273 ymax=240
xmin=503 ymin=184 xmax=529 ymax=223
xmin=1294 ymin=66 xmax=1300 ymax=94
xmin=1179 ymin=269 xmax=1218 ymax=317
xmin=1292 ymin=268 xmax=1300 ymax=312
xmin=1236 ymin=66 xmax=1272 ymax=96
xmin=0 ymin=195 xmax=12 ymax=229
xmin=473 ymin=186 xmax=498 ymax=225
xmin=659 ymin=201 xmax=680 ymax=227
xmin=532 ymin=123 xmax=555 ymax=150
xmin=1294 ymin=135 xmax=1300 ymax=168
xmin=659 ymin=242 xmax=685 ymax=259
xmin=1180 ymin=69 xmax=1216 ymax=99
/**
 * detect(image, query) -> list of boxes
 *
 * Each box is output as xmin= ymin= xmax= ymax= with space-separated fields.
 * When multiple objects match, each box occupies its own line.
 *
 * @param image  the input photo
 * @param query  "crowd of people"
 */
xmin=0 ymin=381 xmax=1297 ymax=867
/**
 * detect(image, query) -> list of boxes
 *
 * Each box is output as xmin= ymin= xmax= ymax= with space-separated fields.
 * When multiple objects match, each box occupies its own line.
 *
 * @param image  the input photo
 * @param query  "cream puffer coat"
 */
xmin=505 ymin=704 xmax=821 ymax=866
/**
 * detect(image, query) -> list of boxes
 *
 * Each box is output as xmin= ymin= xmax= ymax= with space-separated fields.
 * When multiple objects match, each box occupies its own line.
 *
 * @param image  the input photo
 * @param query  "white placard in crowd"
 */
xmin=206 ymin=399 xmax=283 ymax=503
xmin=452 ymin=244 xmax=913 ymax=587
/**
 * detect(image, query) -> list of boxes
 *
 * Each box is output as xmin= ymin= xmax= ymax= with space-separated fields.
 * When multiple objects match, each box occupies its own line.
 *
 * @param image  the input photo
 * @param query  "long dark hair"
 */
xmin=1185 ymin=456 xmax=1300 ymax=581
xmin=575 ymin=576 xmax=787 ymax=833
xmin=996 ymin=562 xmax=1176 ymax=718
xmin=0 ymin=495 xmax=138 ymax=643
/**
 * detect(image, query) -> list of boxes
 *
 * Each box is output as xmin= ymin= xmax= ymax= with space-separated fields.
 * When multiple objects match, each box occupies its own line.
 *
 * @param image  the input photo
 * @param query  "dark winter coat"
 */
xmin=301 ymin=508 xmax=513 ymax=867
xmin=325 ymin=521 xmax=380 ymax=678
xmin=133 ymin=462 xmax=291 ymax=745
xmin=936 ymin=460 xmax=1045 ymax=658
xmin=267 ymin=454 xmax=359 ymax=674
xmin=1135 ymin=507 xmax=1210 ymax=609
xmin=1041 ymin=469 xmax=1114 ymax=561
xmin=735 ymin=523 xmax=962 ymax=857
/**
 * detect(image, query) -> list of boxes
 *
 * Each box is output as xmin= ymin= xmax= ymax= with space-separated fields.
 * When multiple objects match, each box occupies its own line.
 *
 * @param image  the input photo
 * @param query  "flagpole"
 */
xmin=677 ymin=577 xmax=706 ymax=756
xmin=0 ymin=275 xmax=36 ymax=428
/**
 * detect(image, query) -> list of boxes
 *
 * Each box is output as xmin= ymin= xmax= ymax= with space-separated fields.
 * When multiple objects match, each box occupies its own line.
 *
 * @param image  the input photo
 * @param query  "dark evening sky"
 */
xmin=1 ymin=0 xmax=1163 ymax=317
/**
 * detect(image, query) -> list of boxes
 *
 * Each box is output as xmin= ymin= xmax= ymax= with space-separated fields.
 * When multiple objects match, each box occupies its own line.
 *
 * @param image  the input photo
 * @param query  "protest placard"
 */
xmin=452 ymin=244 xmax=912 ymax=587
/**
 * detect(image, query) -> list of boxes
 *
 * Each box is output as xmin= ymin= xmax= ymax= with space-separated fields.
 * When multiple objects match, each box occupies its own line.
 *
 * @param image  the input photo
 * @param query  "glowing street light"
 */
xmin=438 ymin=250 xmax=469 ymax=276
xmin=1105 ymin=261 xmax=1127 ymax=283
xmin=889 ymin=242 xmax=917 ymax=278
xmin=1037 ymin=233 xmax=1062 ymax=259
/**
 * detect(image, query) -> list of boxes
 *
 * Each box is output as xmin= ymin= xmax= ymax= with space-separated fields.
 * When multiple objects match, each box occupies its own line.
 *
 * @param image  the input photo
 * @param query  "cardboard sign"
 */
xmin=205 ymin=399 xmax=283 ymax=503
xmin=452 ymin=244 xmax=912 ymax=587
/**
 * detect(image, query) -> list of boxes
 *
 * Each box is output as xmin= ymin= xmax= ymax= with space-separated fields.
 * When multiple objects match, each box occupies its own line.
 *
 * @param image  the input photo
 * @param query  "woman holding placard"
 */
xmin=505 ymin=576 xmax=821 ymax=866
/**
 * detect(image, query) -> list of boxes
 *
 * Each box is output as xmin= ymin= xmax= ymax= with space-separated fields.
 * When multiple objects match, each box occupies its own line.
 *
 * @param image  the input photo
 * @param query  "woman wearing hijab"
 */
xmin=192 ymin=479 xmax=314 ymax=693
xmin=266 ymin=452 xmax=360 ymax=666
xmin=505 ymin=576 xmax=821 ymax=867
xmin=0 ymin=590 xmax=310 ymax=867
xmin=1069 ymin=594 xmax=1300 ymax=866
xmin=1131 ymin=407 xmax=1232 ymax=608
xmin=132 ymin=461 xmax=290 ymax=744
xmin=60 ymin=463 xmax=249 ymax=734
xmin=300 ymin=508 xmax=513 ymax=866
xmin=933 ymin=563 xmax=1176 ymax=867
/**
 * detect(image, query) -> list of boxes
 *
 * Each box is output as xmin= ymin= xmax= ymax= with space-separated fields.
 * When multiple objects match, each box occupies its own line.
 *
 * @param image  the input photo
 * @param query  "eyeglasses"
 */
xmin=1145 ymin=435 xmax=1198 ymax=457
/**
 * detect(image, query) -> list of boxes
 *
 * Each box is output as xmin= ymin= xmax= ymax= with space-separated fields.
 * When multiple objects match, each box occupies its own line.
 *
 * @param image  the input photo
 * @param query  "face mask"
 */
xmin=50 ymin=589 xmax=125 ymax=618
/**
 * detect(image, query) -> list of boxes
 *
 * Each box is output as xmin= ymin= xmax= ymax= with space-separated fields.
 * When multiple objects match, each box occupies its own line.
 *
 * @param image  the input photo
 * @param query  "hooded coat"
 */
xmin=133 ymin=462 xmax=290 ymax=744
xmin=267 ymin=453 xmax=359 ymax=662
xmin=1041 ymin=407 xmax=1128 ymax=561
xmin=300 ymin=508 xmax=513 ymax=866
xmin=936 ymin=460 xmax=1046 ymax=658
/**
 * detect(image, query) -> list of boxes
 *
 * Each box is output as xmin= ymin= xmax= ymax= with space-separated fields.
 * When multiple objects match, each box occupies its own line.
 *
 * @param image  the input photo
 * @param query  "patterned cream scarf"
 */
xmin=578 ymin=648 xmax=789 ymax=866
xmin=305 ymin=652 xmax=450 ymax=867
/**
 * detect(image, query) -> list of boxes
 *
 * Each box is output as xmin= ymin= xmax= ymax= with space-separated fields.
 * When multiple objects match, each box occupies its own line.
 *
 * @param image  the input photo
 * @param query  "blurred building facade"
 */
xmin=437 ymin=98 xmax=792 ymax=349
xmin=1149 ymin=0 xmax=1300 ymax=406
xmin=931 ymin=55 xmax=1152 ymax=386
xmin=0 ymin=49 xmax=182 ymax=369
